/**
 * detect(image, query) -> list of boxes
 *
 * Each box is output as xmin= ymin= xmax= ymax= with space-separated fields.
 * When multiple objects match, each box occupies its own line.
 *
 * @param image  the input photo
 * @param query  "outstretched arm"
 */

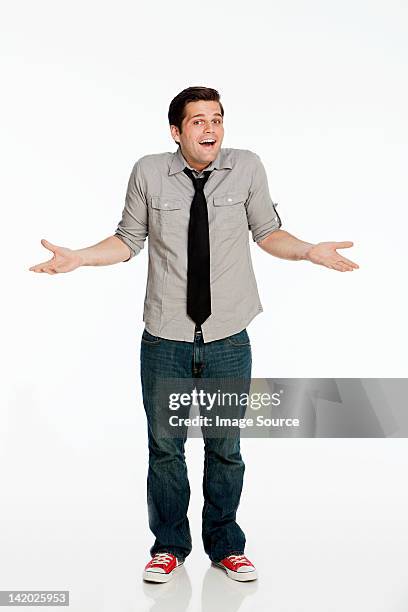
xmin=257 ymin=229 xmax=359 ymax=272
xmin=29 ymin=236 xmax=131 ymax=274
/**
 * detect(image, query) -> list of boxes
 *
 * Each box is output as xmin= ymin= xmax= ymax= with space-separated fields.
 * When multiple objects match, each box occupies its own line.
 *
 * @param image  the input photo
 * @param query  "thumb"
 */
xmin=41 ymin=238 xmax=58 ymax=252
xmin=335 ymin=241 xmax=354 ymax=249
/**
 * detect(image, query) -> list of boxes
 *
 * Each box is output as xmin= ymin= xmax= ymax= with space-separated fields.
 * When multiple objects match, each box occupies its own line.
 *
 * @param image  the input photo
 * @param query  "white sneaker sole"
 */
xmin=212 ymin=561 xmax=258 ymax=581
xmin=143 ymin=561 xmax=184 ymax=583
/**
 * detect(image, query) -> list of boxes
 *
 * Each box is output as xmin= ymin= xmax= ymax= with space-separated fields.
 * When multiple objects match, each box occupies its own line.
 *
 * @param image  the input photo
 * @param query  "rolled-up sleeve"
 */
xmin=114 ymin=159 xmax=148 ymax=261
xmin=246 ymin=153 xmax=282 ymax=243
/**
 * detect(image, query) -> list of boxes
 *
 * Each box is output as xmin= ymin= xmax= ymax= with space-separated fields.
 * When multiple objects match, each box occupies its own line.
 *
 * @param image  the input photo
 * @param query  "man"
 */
xmin=29 ymin=86 xmax=359 ymax=583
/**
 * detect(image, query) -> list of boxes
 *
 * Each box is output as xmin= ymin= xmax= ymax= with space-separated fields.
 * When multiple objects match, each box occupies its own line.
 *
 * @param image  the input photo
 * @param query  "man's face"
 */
xmin=170 ymin=100 xmax=224 ymax=171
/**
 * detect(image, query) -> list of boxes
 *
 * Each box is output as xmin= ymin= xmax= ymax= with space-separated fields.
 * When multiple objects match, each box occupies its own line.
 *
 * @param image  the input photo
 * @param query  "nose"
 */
xmin=203 ymin=120 xmax=215 ymax=132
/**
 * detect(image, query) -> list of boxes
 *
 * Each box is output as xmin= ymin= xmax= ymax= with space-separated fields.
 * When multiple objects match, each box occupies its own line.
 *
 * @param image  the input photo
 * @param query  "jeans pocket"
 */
xmin=141 ymin=328 xmax=162 ymax=345
xmin=226 ymin=328 xmax=250 ymax=346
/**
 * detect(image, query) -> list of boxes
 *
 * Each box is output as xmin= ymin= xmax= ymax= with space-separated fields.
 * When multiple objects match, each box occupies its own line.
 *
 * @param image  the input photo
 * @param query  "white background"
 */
xmin=1 ymin=1 xmax=407 ymax=610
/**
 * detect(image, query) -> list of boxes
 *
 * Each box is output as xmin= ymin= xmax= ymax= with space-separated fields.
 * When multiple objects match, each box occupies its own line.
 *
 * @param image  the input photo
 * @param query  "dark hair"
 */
xmin=168 ymin=86 xmax=224 ymax=139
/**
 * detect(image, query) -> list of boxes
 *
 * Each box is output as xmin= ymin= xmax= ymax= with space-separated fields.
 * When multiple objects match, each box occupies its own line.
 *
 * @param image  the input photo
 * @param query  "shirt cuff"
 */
xmin=114 ymin=232 xmax=140 ymax=261
xmin=252 ymin=215 xmax=282 ymax=243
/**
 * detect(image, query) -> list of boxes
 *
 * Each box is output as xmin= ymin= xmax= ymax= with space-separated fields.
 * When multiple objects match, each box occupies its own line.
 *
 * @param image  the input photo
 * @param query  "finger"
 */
xmin=328 ymin=261 xmax=349 ymax=272
xmin=336 ymin=259 xmax=353 ymax=269
xmin=44 ymin=265 xmax=59 ymax=274
xmin=335 ymin=241 xmax=354 ymax=249
xmin=29 ymin=258 xmax=54 ymax=271
xmin=41 ymin=238 xmax=58 ymax=252
xmin=335 ymin=261 xmax=354 ymax=272
xmin=29 ymin=266 xmax=48 ymax=272
xmin=30 ymin=262 xmax=56 ymax=274
xmin=336 ymin=255 xmax=359 ymax=268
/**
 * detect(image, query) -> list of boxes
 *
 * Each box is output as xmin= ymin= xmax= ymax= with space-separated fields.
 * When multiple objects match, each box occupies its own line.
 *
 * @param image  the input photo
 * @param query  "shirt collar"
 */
xmin=168 ymin=146 xmax=233 ymax=176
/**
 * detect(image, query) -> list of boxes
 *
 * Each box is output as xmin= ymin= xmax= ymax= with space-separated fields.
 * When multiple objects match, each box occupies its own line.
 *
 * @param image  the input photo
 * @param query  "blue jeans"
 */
xmin=140 ymin=326 xmax=252 ymax=563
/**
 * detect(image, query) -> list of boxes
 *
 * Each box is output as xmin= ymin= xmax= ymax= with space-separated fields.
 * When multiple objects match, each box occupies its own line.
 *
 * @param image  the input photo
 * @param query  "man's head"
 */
xmin=168 ymin=86 xmax=224 ymax=172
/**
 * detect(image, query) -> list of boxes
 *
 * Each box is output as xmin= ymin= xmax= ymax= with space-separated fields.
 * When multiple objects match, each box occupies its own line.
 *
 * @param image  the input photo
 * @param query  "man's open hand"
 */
xmin=305 ymin=241 xmax=359 ymax=272
xmin=29 ymin=239 xmax=83 ymax=274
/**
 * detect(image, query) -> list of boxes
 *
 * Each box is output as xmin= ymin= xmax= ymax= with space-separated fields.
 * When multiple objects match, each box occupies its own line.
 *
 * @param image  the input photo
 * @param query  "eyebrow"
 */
xmin=190 ymin=113 xmax=223 ymax=119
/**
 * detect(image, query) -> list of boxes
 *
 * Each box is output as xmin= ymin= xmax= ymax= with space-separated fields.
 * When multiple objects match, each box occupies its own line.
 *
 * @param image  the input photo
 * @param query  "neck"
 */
xmin=180 ymin=146 xmax=211 ymax=173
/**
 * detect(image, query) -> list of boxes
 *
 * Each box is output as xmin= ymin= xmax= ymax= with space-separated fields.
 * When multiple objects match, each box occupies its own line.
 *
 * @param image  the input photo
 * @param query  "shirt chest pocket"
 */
xmin=213 ymin=192 xmax=248 ymax=228
xmin=150 ymin=196 xmax=183 ymax=228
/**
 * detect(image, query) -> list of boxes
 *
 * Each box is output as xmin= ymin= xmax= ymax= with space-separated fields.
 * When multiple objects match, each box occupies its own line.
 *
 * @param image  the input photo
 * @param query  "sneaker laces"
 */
xmin=150 ymin=553 xmax=174 ymax=567
xmin=227 ymin=554 xmax=251 ymax=567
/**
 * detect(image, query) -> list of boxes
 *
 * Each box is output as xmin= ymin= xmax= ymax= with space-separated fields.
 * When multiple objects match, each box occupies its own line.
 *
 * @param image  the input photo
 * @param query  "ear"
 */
xmin=170 ymin=124 xmax=180 ymax=144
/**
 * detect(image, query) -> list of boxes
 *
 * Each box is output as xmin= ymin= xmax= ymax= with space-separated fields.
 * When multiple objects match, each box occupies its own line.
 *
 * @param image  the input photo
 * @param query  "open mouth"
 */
xmin=199 ymin=139 xmax=216 ymax=149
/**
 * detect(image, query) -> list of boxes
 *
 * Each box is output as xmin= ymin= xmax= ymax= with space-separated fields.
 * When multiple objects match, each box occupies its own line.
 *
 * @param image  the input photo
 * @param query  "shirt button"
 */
xmin=227 ymin=198 xmax=232 ymax=202
xmin=164 ymin=203 xmax=168 ymax=207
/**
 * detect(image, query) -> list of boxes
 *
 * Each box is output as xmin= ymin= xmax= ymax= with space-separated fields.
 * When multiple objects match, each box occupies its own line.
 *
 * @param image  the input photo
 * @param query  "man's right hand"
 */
xmin=29 ymin=239 xmax=83 ymax=274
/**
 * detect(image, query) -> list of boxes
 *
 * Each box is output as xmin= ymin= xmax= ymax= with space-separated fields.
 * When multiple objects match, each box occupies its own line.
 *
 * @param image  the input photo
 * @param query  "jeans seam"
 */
xmin=226 ymin=329 xmax=250 ymax=346
xmin=226 ymin=339 xmax=250 ymax=346
xmin=202 ymin=450 xmax=209 ymax=528
xmin=142 ymin=330 xmax=162 ymax=345
xmin=213 ymin=550 xmax=245 ymax=563
xmin=141 ymin=338 xmax=162 ymax=345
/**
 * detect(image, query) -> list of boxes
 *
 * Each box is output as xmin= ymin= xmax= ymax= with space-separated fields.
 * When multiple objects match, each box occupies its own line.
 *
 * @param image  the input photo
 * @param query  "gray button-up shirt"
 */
xmin=114 ymin=146 xmax=282 ymax=342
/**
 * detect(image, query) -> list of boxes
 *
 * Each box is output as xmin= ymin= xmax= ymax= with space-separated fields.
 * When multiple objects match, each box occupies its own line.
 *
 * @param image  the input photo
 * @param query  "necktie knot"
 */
xmin=183 ymin=168 xmax=212 ymax=192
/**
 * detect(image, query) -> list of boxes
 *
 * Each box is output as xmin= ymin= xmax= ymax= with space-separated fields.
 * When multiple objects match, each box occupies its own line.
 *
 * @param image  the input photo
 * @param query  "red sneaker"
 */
xmin=143 ymin=552 xmax=184 ymax=583
xmin=213 ymin=554 xmax=258 ymax=581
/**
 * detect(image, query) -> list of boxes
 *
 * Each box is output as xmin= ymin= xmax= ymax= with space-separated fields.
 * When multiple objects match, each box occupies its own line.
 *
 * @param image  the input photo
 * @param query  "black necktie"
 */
xmin=183 ymin=167 xmax=212 ymax=326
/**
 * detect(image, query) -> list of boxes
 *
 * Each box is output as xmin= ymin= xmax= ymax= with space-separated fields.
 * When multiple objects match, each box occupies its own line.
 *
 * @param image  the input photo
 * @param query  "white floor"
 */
xmin=1 ymin=439 xmax=407 ymax=612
